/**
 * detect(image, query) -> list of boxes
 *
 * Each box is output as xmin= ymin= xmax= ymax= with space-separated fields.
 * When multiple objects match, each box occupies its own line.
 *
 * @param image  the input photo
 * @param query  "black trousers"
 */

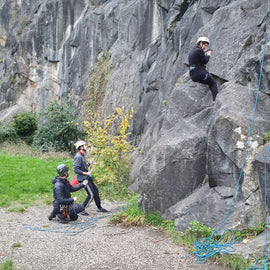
xmin=83 ymin=177 xmax=101 ymax=209
xmin=69 ymin=203 xmax=84 ymax=220
xmin=190 ymin=69 xmax=218 ymax=101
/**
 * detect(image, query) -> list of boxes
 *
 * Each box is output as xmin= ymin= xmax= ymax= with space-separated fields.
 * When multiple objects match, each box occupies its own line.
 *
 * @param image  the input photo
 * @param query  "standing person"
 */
xmin=48 ymin=164 xmax=88 ymax=223
xmin=188 ymin=36 xmax=218 ymax=101
xmin=73 ymin=140 xmax=108 ymax=215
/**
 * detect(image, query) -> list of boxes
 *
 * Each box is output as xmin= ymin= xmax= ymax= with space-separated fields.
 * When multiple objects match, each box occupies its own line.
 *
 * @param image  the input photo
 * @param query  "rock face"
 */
xmin=253 ymin=143 xmax=270 ymax=212
xmin=1 ymin=0 xmax=270 ymax=257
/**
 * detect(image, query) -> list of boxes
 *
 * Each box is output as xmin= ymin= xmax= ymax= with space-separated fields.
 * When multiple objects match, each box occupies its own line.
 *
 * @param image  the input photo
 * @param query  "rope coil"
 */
xmin=183 ymin=229 xmax=241 ymax=263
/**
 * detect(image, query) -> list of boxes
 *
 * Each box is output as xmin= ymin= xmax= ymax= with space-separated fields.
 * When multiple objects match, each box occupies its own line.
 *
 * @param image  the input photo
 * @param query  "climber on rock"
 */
xmin=188 ymin=36 xmax=218 ymax=101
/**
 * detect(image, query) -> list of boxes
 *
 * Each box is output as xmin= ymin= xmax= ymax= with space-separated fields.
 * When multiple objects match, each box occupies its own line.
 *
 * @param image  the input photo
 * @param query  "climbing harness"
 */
xmin=62 ymin=205 xmax=71 ymax=221
xmin=203 ymin=73 xmax=209 ymax=81
xmin=189 ymin=65 xmax=198 ymax=71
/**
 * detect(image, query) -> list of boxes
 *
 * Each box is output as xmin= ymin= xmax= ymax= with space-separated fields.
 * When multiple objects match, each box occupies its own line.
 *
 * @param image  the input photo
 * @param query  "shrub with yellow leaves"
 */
xmin=84 ymin=107 xmax=135 ymax=186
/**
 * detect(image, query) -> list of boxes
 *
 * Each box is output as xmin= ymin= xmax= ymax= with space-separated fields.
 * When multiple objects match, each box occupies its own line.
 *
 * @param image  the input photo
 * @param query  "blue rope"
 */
xmin=182 ymin=229 xmax=241 ymax=263
xmin=22 ymin=214 xmax=110 ymax=236
xmin=246 ymin=256 xmax=270 ymax=270
xmin=184 ymin=30 xmax=270 ymax=263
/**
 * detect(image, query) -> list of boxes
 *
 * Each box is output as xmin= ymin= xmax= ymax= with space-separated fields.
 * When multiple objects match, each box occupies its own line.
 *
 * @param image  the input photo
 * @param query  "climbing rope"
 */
xmin=185 ymin=35 xmax=270 ymax=265
xmin=23 ymin=214 xmax=110 ymax=236
xmin=182 ymin=229 xmax=241 ymax=263
xmin=22 ymin=202 xmax=129 ymax=236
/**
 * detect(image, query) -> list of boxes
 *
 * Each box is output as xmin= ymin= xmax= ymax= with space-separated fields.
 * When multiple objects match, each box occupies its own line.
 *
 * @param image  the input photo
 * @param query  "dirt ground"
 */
xmin=0 ymin=200 xmax=230 ymax=270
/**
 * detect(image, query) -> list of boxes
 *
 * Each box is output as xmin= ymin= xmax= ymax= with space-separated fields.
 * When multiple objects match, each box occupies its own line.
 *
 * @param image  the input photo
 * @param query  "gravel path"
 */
xmin=0 ymin=200 xmax=230 ymax=270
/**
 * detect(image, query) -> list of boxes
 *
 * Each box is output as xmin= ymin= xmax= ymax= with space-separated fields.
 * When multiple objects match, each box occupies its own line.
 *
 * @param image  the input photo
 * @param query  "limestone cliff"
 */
xmin=1 ymin=0 xmax=270 ymax=253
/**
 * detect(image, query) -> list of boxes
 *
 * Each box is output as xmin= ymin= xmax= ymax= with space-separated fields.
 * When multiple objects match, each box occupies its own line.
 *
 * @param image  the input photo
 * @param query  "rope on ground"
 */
xmin=22 ymin=214 xmax=110 ymax=236
xmin=181 ymin=229 xmax=241 ymax=263
xmin=22 ymin=203 xmax=128 ymax=236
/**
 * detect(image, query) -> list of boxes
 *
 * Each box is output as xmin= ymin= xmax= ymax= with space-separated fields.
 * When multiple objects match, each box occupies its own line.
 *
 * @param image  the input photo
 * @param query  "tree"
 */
xmin=33 ymin=102 xmax=84 ymax=152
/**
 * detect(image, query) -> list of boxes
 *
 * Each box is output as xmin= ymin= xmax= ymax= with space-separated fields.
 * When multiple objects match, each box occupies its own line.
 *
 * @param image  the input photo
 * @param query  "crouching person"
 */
xmin=48 ymin=164 xmax=88 ymax=223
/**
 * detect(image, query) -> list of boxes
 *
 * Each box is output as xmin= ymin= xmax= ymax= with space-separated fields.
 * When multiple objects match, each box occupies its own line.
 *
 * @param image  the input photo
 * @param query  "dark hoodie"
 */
xmin=188 ymin=45 xmax=210 ymax=82
xmin=52 ymin=176 xmax=84 ymax=214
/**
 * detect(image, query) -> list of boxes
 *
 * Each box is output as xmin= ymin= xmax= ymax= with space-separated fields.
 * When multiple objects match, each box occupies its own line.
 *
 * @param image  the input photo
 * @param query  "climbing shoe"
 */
xmin=56 ymin=213 xmax=68 ymax=224
xmin=97 ymin=207 xmax=109 ymax=213
xmin=80 ymin=210 xmax=89 ymax=216
xmin=48 ymin=212 xmax=55 ymax=221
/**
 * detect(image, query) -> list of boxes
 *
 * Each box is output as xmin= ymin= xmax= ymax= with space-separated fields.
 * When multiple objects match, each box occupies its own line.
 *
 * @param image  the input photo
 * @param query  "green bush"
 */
xmin=0 ymin=122 xmax=19 ymax=143
xmin=33 ymin=101 xmax=84 ymax=152
xmin=185 ymin=220 xmax=214 ymax=239
xmin=12 ymin=111 xmax=38 ymax=137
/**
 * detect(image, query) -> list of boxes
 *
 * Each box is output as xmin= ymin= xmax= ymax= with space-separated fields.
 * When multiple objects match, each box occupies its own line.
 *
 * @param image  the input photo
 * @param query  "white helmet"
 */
xmin=196 ymin=36 xmax=210 ymax=44
xmin=75 ymin=140 xmax=86 ymax=150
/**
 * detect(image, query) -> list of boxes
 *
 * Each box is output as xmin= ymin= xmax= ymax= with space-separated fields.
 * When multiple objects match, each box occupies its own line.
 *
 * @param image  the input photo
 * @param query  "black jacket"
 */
xmin=188 ymin=45 xmax=210 ymax=82
xmin=188 ymin=45 xmax=210 ymax=67
xmin=52 ymin=176 xmax=84 ymax=206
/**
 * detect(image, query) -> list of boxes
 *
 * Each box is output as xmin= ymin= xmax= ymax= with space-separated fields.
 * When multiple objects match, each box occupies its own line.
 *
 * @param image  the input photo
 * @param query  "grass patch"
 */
xmin=0 ymin=142 xmax=131 ymax=209
xmin=0 ymin=152 xmax=74 ymax=208
xmin=110 ymin=193 xmax=165 ymax=228
xmin=11 ymin=242 xmax=21 ymax=248
xmin=7 ymin=207 xmax=27 ymax=213
xmin=0 ymin=260 xmax=13 ymax=270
